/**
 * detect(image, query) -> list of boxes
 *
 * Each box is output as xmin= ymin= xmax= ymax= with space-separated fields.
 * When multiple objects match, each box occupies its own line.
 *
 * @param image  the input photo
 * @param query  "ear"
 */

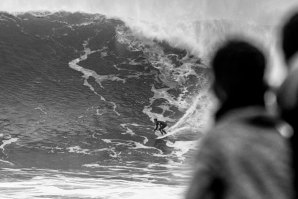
xmin=212 ymin=81 xmax=227 ymax=102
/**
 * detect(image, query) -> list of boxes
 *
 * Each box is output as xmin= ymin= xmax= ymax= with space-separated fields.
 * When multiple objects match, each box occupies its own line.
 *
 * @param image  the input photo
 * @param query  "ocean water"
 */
xmin=0 ymin=12 xmax=211 ymax=198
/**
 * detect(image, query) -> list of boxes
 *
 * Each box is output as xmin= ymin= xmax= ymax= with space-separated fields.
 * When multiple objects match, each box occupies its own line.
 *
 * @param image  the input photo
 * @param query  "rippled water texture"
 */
xmin=0 ymin=12 xmax=211 ymax=198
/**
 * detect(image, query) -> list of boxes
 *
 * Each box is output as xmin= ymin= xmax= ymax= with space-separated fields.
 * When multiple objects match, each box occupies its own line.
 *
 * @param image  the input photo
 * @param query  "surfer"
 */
xmin=154 ymin=118 xmax=167 ymax=135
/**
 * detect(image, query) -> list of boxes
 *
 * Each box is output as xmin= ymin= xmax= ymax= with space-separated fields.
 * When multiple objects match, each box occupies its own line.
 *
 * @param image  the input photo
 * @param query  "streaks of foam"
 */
xmin=168 ymin=89 xmax=214 ymax=133
xmin=64 ymin=146 xmax=119 ymax=158
xmin=0 ymin=168 xmax=185 ymax=199
xmin=140 ymin=136 xmax=149 ymax=144
xmin=120 ymin=124 xmax=135 ymax=136
xmin=102 ymin=139 xmax=162 ymax=154
xmin=120 ymin=123 xmax=149 ymax=144
xmin=0 ymin=136 xmax=18 ymax=164
xmin=66 ymin=146 xmax=90 ymax=154
xmin=82 ymin=165 xmax=173 ymax=183
xmin=116 ymin=25 xmax=210 ymax=129
xmin=68 ymin=40 xmax=121 ymax=116
xmin=130 ymin=123 xmax=142 ymax=127
xmin=0 ymin=137 xmax=18 ymax=151
xmin=82 ymin=163 xmax=175 ymax=179
xmin=166 ymin=140 xmax=198 ymax=161
xmin=34 ymin=105 xmax=47 ymax=114
xmin=69 ymin=43 xmax=125 ymax=89
xmin=132 ymin=142 xmax=159 ymax=151
xmin=143 ymin=87 xmax=177 ymax=123
xmin=110 ymin=101 xmax=121 ymax=116
xmin=109 ymin=148 xmax=121 ymax=158
xmin=0 ymin=159 xmax=14 ymax=166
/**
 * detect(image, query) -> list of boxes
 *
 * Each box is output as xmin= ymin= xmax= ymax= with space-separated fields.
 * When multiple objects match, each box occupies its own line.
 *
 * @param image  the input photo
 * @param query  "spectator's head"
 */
xmin=211 ymin=39 xmax=267 ymax=108
xmin=281 ymin=11 xmax=298 ymax=64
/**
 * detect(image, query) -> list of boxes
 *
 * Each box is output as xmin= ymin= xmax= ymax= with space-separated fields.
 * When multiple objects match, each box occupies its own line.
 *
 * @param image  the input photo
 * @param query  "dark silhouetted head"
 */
xmin=211 ymin=39 xmax=267 ymax=110
xmin=281 ymin=11 xmax=298 ymax=64
xmin=154 ymin=118 xmax=157 ymax=122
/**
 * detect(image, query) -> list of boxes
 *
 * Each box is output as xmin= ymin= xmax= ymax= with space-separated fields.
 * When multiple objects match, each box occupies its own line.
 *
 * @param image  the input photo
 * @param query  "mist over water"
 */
xmin=1 ymin=0 xmax=298 ymax=85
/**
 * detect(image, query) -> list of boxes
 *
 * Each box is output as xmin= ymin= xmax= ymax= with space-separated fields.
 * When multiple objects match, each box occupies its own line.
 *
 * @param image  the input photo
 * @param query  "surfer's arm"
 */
xmin=154 ymin=124 xmax=159 ymax=131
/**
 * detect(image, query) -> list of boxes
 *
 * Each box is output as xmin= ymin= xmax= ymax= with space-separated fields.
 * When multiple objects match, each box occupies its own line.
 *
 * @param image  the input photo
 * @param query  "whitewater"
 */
xmin=0 ymin=11 xmax=212 ymax=198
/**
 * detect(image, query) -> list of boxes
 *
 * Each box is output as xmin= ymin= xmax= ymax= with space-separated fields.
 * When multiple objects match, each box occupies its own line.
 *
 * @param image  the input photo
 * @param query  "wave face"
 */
xmin=2 ymin=0 xmax=298 ymax=86
xmin=0 ymin=11 xmax=210 ymax=198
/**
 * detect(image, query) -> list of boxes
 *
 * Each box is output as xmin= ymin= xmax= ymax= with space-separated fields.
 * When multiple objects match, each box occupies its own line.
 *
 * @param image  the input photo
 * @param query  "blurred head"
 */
xmin=211 ymin=39 xmax=267 ymax=106
xmin=154 ymin=118 xmax=157 ymax=122
xmin=281 ymin=11 xmax=298 ymax=64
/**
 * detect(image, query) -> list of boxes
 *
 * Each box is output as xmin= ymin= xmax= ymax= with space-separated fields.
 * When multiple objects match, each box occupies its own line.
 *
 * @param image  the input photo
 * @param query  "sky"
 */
xmin=1 ymin=0 xmax=298 ymax=85
xmin=1 ymin=0 xmax=297 ymax=24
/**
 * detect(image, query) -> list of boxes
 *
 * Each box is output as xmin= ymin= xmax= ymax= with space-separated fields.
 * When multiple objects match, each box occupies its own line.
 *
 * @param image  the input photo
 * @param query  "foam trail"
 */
xmin=167 ymin=140 xmax=198 ymax=161
xmin=120 ymin=124 xmax=135 ymax=136
xmin=0 ymin=159 xmax=14 ymax=166
xmin=68 ymin=40 xmax=121 ymax=116
xmin=102 ymin=139 xmax=162 ymax=154
xmin=0 ymin=137 xmax=18 ymax=151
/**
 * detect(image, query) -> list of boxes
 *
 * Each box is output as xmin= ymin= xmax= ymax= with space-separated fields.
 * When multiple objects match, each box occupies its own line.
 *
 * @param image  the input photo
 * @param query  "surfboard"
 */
xmin=156 ymin=134 xmax=169 ymax=139
xmin=156 ymin=131 xmax=174 ymax=139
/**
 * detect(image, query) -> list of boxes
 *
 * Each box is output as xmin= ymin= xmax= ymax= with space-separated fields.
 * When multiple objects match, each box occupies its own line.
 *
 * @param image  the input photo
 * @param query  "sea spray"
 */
xmin=168 ymin=89 xmax=213 ymax=134
xmin=3 ymin=0 xmax=297 ymax=84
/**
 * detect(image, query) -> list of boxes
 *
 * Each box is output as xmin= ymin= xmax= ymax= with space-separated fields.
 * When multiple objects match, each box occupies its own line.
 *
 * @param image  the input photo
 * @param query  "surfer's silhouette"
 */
xmin=154 ymin=118 xmax=167 ymax=135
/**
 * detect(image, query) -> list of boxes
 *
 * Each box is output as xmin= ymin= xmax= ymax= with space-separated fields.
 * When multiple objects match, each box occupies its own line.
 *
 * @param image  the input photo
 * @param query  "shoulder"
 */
xmin=201 ymin=113 xmax=281 ymax=155
xmin=195 ymin=126 xmax=227 ymax=158
xmin=277 ymin=69 xmax=298 ymax=110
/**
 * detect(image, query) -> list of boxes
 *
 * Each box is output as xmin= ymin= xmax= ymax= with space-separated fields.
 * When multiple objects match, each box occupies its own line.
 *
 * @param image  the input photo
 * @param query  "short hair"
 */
xmin=281 ymin=11 xmax=298 ymax=63
xmin=211 ymin=39 xmax=266 ymax=100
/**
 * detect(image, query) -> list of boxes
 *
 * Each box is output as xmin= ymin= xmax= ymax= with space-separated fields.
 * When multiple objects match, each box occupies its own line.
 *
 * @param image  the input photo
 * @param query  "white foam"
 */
xmin=130 ymin=123 xmax=142 ymax=127
xmin=167 ymin=141 xmax=198 ymax=161
xmin=0 ymin=159 xmax=14 ymax=166
xmin=82 ymin=163 xmax=100 ymax=168
xmin=120 ymin=124 xmax=135 ymax=136
xmin=131 ymin=142 xmax=163 ymax=154
xmin=0 ymin=174 xmax=186 ymax=199
xmin=102 ymin=139 xmax=162 ymax=155
xmin=66 ymin=146 xmax=90 ymax=154
xmin=102 ymin=139 xmax=112 ymax=143
xmin=167 ymin=90 xmax=214 ymax=133
xmin=119 ymin=27 xmax=212 ymax=127
xmin=110 ymin=101 xmax=121 ymax=116
xmin=0 ymin=137 xmax=18 ymax=151
xmin=68 ymin=40 xmax=123 ymax=116
xmin=140 ymin=136 xmax=149 ymax=144
xmin=34 ymin=105 xmax=47 ymax=114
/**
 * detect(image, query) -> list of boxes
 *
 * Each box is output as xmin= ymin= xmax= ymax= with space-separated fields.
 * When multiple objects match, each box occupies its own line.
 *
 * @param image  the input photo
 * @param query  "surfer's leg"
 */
xmin=160 ymin=128 xmax=166 ymax=134
xmin=159 ymin=129 xmax=164 ymax=135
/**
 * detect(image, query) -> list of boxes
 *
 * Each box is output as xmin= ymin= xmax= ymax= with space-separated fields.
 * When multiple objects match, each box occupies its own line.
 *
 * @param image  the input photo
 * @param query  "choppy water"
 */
xmin=0 ymin=11 xmax=211 ymax=198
